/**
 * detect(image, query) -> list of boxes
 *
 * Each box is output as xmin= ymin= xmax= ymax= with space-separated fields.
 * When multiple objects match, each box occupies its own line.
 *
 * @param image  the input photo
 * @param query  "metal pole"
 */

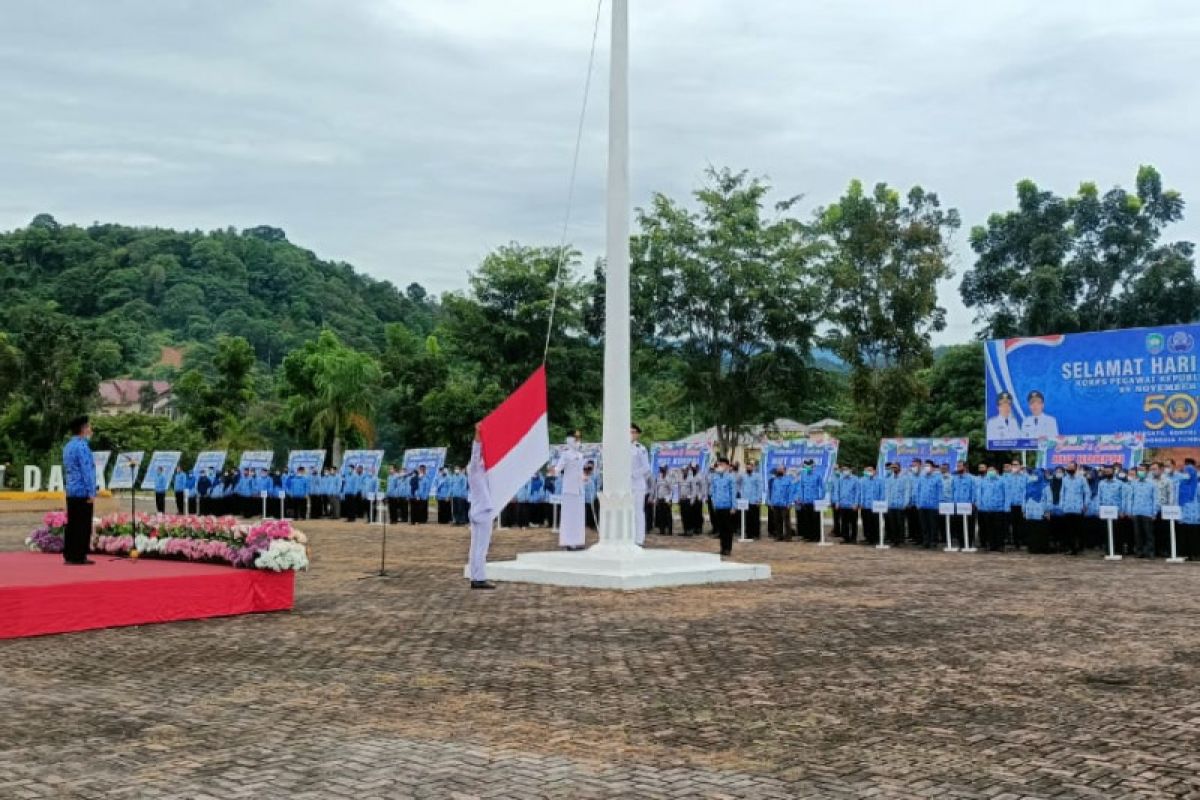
xmin=1105 ymin=518 xmax=1122 ymax=561
xmin=1167 ymin=517 xmax=1184 ymax=563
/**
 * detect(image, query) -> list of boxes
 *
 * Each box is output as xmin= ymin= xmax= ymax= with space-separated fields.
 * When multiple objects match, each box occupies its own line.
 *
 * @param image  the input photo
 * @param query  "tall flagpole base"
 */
xmin=471 ymin=548 xmax=770 ymax=590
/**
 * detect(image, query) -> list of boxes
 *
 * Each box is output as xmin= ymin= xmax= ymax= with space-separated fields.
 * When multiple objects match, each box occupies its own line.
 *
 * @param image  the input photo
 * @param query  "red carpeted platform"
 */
xmin=0 ymin=552 xmax=295 ymax=640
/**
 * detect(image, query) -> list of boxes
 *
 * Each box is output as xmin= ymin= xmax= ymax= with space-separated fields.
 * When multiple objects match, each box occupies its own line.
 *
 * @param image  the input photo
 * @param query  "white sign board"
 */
xmin=939 ymin=502 xmax=956 ymax=516
xmin=1099 ymin=505 xmax=1120 ymax=521
xmin=814 ymin=499 xmax=830 ymax=512
xmin=956 ymin=503 xmax=974 ymax=516
xmin=1161 ymin=505 xmax=1182 ymax=522
xmin=871 ymin=501 xmax=888 ymax=514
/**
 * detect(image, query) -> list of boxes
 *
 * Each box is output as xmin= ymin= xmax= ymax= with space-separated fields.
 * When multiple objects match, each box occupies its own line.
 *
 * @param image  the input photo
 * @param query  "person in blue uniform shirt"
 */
xmin=62 ymin=416 xmax=97 ymax=565
xmin=858 ymin=465 xmax=884 ymax=545
xmin=709 ymin=458 xmax=737 ymax=557
xmin=1127 ymin=466 xmax=1160 ymax=559
xmin=739 ymin=462 xmax=764 ymax=539
xmin=915 ymin=460 xmax=943 ymax=549
xmin=834 ymin=467 xmax=860 ymax=543
xmin=950 ymin=463 xmax=976 ymax=550
xmin=791 ymin=460 xmax=824 ymax=542
xmin=341 ymin=467 xmax=361 ymax=521
xmin=170 ymin=466 xmax=187 ymax=514
xmin=287 ymin=467 xmax=310 ymax=519
xmin=385 ymin=465 xmax=403 ymax=525
xmin=197 ymin=468 xmax=214 ymax=508
xmin=1019 ymin=390 xmax=1058 ymax=440
xmin=410 ymin=465 xmax=431 ymax=525
xmin=433 ymin=467 xmax=452 ymax=525
xmin=186 ymin=468 xmax=200 ymax=514
xmin=452 ymin=466 xmax=469 ymax=525
xmin=883 ymin=463 xmax=908 ymax=546
xmin=1058 ymin=462 xmax=1089 ymax=555
xmin=152 ymin=466 xmax=170 ymax=514
xmin=1023 ymin=468 xmax=1052 ymax=553
xmin=766 ymin=466 xmax=792 ymax=541
xmin=975 ymin=465 xmax=1008 ymax=551
xmin=1003 ymin=461 xmax=1026 ymax=547
xmin=986 ymin=391 xmax=1021 ymax=442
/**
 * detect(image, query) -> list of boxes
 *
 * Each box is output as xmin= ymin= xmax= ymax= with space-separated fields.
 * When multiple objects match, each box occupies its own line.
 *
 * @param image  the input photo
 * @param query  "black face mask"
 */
xmin=1066 ymin=469 xmax=1076 ymax=475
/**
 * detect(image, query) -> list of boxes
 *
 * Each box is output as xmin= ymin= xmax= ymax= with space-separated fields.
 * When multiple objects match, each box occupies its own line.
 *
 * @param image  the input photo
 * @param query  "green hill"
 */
xmin=0 ymin=214 xmax=437 ymax=377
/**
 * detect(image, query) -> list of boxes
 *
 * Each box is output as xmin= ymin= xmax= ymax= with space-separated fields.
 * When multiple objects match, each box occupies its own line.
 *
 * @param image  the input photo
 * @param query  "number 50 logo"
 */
xmin=1144 ymin=393 xmax=1199 ymax=430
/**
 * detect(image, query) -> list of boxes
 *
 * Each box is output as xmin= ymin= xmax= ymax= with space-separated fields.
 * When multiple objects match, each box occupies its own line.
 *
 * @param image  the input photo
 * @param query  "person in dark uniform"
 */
xmin=62 ymin=416 xmax=96 ymax=565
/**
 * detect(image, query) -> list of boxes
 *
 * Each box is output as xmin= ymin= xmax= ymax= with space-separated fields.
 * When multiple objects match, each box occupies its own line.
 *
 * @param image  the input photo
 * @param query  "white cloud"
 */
xmin=1 ymin=0 xmax=1197 ymax=342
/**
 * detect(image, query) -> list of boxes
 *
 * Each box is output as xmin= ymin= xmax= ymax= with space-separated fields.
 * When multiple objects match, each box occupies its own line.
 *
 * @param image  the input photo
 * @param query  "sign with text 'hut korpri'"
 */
xmin=985 ymin=324 xmax=1200 ymax=450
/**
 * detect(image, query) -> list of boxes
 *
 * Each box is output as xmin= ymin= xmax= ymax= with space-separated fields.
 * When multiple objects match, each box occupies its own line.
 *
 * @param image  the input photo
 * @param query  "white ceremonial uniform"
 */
xmin=631 ymin=441 xmax=652 ymax=545
xmin=554 ymin=444 xmax=586 ymax=548
xmin=986 ymin=413 xmax=1020 ymax=441
xmin=1020 ymin=414 xmax=1059 ymax=439
xmin=466 ymin=440 xmax=496 ymax=582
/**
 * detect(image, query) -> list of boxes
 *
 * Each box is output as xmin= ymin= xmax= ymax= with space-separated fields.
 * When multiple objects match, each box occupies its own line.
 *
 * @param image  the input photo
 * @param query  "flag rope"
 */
xmin=543 ymin=0 xmax=605 ymax=365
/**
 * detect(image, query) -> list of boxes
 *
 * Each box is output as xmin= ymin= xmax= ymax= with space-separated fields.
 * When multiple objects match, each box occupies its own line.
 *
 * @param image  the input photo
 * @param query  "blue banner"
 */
xmin=92 ymin=451 xmax=112 ymax=490
xmin=985 ymin=325 xmax=1200 ymax=450
xmin=286 ymin=449 xmax=326 ymax=475
xmin=340 ymin=450 xmax=384 ymax=477
xmin=1036 ymin=434 xmax=1145 ymax=470
xmin=402 ymin=447 xmax=447 ymax=475
xmin=650 ymin=442 xmax=710 ymax=475
xmin=238 ymin=451 xmax=274 ymax=473
xmin=193 ymin=450 xmax=227 ymax=477
xmin=760 ymin=438 xmax=839 ymax=483
xmin=139 ymin=451 xmax=182 ymax=489
xmin=877 ymin=438 xmax=969 ymax=472
xmin=109 ymin=451 xmax=143 ymax=490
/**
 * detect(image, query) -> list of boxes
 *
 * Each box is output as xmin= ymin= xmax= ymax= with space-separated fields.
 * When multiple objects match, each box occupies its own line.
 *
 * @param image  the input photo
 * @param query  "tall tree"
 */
xmin=817 ymin=180 xmax=960 ymax=439
xmin=630 ymin=167 xmax=822 ymax=455
xmin=961 ymin=166 xmax=1197 ymax=337
xmin=438 ymin=244 xmax=600 ymax=436
xmin=899 ymin=344 xmax=987 ymax=461
xmin=278 ymin=330 xmax=382 ymax=465
xmin=175 ymin=335 xmax=258 ymax=441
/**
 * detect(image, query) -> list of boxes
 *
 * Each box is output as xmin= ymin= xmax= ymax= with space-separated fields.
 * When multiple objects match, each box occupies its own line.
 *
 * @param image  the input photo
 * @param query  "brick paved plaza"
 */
xmin=2 ymin=499 xmax=1199 ymax=799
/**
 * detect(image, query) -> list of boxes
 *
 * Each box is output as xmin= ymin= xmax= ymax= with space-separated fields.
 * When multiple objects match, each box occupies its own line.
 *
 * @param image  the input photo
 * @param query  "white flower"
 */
xmin=254 ymin=540 xmax=309 ymax=572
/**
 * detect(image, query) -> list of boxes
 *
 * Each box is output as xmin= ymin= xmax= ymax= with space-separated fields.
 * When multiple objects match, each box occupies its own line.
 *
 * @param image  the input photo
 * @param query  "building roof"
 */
xmin=98 ymin=379 xmax=172 ymax=406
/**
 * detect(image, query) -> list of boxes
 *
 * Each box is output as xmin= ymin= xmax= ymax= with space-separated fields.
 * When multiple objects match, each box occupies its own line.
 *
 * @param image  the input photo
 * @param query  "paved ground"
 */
xmin=2 ymin=498 xmax=1199 ymax=799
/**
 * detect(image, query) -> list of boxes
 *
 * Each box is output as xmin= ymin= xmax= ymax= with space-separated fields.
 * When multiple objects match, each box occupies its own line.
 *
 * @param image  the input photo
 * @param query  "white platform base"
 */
xmin=469 ymin=544 xmax=771 ymax=590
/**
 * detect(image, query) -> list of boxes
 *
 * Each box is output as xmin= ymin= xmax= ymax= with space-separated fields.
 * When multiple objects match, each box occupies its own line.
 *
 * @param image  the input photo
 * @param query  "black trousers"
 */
xmin=797 ymin=504 xmax=818 ymax=541
xmin=905 ymin=507 xmax=921 ymax=543
xmin=1009 ymin=505 xmax=1025 ymax=546
xmin=714 ymin=507 xmax=733 ymax=554
xmin=746 ymin=504 xmax=761 ymax=538
xmin=585 ymin=499 xmax=598 ymax=530
xmin=452 ymin=497 xmax=468 ymax=525
xmin=885 ymin=508 xmax=906 ymax=544
xmin=1133 ymin=515 xmax=1155 ymax=558
xmin=863 ymin=506 xmax=880 ymax=544
xmin=1060 ymin=512 xmax=1083 ymax=554
xmin=438 ymin=499 xmax=452 ymax=524
xmin=64 ymin=497 xmax=93 ymax=563
xmin=919 ymin=507 xmax=939 ymax=548
xmin=837 ymin=507 xmax=858 ymax=542
xmin=155 ymin=492 xmax=166 ymax=514
xmin=1179 ymin=522 xmax=1200 ymax=560
xmin=174 ymin=491 xmax=185 ymax=514
xmin=654 ymin=500 xmax=673 ymax=535
xmin=1025 ymin=518 xmax=1050 ymax=553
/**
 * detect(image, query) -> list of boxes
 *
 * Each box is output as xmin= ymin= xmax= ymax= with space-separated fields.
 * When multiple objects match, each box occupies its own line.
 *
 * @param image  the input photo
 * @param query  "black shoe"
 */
xmin=470 ymin=580 xmax=496 ymax=590
xmin=64 ymin=559 xmax=95 ymax=566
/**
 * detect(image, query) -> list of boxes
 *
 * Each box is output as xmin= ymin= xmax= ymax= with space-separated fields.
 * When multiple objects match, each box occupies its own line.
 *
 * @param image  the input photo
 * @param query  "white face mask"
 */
xmin=923 ymin=466 xmax=932 ymax=475
xmin=910 ymin=466 xmax=919 ymax=474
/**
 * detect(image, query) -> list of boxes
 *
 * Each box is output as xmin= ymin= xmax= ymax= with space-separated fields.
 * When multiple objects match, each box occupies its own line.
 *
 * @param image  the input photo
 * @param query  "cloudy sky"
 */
xmin=3 ymin=0 xmax=1198 ymax=343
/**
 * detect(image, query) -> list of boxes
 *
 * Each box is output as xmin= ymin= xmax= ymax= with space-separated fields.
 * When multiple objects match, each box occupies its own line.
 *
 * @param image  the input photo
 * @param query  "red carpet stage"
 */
xmin=0 ymin=552 xmax=295 ymax=640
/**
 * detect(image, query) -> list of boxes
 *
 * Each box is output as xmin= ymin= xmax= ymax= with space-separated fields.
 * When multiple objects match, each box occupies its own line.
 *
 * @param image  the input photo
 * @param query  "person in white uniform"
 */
xmin=986 ymin=391 xmax=1021 ymax=442
xmin=1019 ymin=389 xmax=1058 ymax=439
xmin=631 ymin=423 xmax=652 ymax=545
xmin=466 ymin=423 xmax=497 ymax=590
xmin=554 ymin=432 xmax=587 ymax=550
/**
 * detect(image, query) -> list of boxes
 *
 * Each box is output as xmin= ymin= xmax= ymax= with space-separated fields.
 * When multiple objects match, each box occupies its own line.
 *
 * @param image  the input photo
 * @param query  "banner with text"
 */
xmin=238 ymin=451 xmax=274 ymax=473
xmin=760 ymin=438 xmax=840 ymax=483
xmin=985 ymin=324 xmax=1200 ymax=450
xmin=1036 ymin=434 xmax=1146 ymax=470
xmin=287 ymin=449 xmax=326 ymax=475
xmin=340 ymin=450 xmax=384 ymax=477
xmin=402 ymin=447 xmax=447 ymax=475
xmin=650 ymin=442 xmax=710 ymax=476
xmin=193 ymin=450 xmax=227 ymax=477
xmin=139 ymin=451 xmax=182 ymax=490
xmin=108 ymin=451 xmax=144 ymax=490
xmin=877 ymin=437 xmax=969 ymax=472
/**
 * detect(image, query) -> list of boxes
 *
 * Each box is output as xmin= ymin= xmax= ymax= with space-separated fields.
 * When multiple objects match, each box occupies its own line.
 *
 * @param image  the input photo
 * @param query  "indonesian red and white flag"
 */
xmin=479 ymin=365 xmax=550 ymax=510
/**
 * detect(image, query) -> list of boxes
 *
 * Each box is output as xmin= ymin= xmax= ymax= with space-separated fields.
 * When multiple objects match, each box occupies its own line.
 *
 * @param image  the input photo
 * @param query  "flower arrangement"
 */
xmin=25 ymin=511 xmax=308 ymax=572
